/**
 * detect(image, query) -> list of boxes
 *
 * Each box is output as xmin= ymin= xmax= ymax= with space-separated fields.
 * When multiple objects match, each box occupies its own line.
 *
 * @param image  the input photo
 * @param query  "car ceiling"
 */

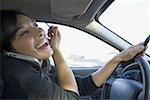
xmin=1 ymin=0 xmax=110 ymax=26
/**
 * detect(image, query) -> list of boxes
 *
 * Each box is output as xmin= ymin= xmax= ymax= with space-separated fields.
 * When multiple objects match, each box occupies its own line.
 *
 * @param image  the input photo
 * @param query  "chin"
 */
xmin=37 ymin=51 xmax=53 ymax=60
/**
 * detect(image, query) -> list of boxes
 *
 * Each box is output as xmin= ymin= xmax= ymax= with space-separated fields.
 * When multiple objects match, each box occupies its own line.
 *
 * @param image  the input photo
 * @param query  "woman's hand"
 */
xmin=47 ymin=26 xmax=79 ymax=94
xmin=117 ymin=42 xmax=147 ymax=62
xmin=47 ymin=26 xmax=61 ymax=51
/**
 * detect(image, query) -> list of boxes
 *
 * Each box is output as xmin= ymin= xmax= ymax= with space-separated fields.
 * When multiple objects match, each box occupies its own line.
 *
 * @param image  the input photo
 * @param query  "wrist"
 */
xmin=52 ymin=48 xmax=61 ymax=56
xmin=111 ymin=54 xmax=123 ymax=63
xmin=52 ymin=46 xmax=60 ymax=52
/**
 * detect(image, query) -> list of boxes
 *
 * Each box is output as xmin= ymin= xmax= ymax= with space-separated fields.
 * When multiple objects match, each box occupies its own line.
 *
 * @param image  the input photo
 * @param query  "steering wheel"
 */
xmin=101 ymin=54 xmax=150 ymax=100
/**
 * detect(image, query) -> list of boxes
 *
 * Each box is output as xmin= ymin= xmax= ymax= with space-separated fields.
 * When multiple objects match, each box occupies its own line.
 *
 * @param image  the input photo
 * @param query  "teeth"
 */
xmin=46 ymin=36 xmax=51 ymax=40
xmin=37 ymin=39 xmax=48 ymax=48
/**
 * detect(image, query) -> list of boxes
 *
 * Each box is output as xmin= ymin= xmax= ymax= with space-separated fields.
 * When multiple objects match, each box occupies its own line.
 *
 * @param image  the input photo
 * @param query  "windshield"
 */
xmin=99 ymin=0 xmax=150 ymax=55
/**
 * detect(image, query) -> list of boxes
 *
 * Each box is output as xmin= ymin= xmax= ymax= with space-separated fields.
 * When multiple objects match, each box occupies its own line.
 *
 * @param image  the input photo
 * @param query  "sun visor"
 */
xmin=51 ymin=0 xmax=93 ymax=21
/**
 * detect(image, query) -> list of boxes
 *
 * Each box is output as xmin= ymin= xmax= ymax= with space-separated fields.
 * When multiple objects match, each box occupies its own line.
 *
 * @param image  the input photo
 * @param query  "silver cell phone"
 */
xmin=5 ymin=52 xmax=40 ymax=65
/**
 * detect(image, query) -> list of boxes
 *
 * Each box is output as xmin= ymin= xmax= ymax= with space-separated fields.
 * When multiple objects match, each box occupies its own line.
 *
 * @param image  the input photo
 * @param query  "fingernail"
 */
xmin=51 ymin=33 xmax=54 ymax=36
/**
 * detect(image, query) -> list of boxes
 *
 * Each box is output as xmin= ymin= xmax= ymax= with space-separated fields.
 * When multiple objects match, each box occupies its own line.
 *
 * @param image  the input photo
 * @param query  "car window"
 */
xmin=37 ymin=22 xmax=119 ymax=68
xmin=99 ymin=0 xmax=150 ymax=55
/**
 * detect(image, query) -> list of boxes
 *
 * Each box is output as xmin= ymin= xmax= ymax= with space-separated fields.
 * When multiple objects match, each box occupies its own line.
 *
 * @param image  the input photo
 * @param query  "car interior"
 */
xmin=1 ymin=0 xmax=150 ymax=100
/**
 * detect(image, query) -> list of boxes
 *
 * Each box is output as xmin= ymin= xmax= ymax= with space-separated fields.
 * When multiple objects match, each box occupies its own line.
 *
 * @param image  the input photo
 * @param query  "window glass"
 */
xmin=99 ymin=0 xmax=150 ymax=55
xmin=37 ymin=22 xmax=119 ymax=67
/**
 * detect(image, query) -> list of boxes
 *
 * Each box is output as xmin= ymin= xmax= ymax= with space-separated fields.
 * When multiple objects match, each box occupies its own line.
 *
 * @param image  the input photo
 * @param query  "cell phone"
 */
xmin=143 ymin=35 xmax=150 ymax=47
xmin=5 ymin=52 xmax=40 ymax=66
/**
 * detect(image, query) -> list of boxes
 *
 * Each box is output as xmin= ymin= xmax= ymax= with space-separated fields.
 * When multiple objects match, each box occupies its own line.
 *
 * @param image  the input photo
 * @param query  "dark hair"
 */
xmin=0 ymin=10 xmax=27 ymax=53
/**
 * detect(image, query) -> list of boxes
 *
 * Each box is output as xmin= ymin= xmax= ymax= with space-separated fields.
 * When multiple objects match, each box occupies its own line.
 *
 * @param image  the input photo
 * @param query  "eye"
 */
xmin=33 ymin=22 xmax=38 ymax=27
xmin=33 ymin=23 xmax=38 ymax=27
xmin=19 ymin=31 xmax=29 ymax=38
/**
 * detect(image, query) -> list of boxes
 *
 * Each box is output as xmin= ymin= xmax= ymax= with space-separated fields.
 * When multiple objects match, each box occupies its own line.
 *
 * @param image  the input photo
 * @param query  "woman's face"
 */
xmin=11 ymin=14 xmax=53 ymax=60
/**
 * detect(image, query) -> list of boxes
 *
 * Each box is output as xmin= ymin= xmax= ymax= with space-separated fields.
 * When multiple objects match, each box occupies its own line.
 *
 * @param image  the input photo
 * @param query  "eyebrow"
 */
xmin=16 ymin=19 xmax=36 ymax=31
xmin=15 ymin=26 xmax=24 ymax=33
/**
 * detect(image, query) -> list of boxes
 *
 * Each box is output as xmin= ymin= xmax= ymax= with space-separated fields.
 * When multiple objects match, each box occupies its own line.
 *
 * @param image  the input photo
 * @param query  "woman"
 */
xmin=0 ymin=10 xmax=146 ymax=99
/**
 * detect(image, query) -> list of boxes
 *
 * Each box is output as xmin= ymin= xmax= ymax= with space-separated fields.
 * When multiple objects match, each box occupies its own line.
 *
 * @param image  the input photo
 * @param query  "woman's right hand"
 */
xmin=47 ymin=26 xmax=61 ymax=51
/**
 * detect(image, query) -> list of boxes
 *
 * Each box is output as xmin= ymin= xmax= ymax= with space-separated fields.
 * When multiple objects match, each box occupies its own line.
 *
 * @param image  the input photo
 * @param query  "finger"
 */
xmin=56 ymin=28 xmax=61 ymax=39
xmin=133 ymin=44 xmax=145 ymax=56
xmin=139 ymin=42 xmax=148 ymax=51
xmin=138 ymin=45 xmax=145 ymax=53
xmin=48 ymin=26 xmax=55 ymax=37
xmin=48 ymin=31 xmax=53 ymax=38
xmin=52 ymin=27 xmax=58 ymax=34
xmin=142 ymin=51 xmax=146 ymax=55
xmin=144 ymin=45 xmax=148 ymax=51
xmin=52 ymin=27 xmax=60 ymax=39
xmin=48 ymin=26 xmax=53 ymax=33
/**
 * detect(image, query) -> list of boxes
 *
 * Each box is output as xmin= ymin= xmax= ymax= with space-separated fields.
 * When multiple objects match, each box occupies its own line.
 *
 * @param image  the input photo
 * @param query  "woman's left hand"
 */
xmin=47 ymin=26 xmax=61 ymax=51
xmin=117 ymin=42 xmax=147 ymax=62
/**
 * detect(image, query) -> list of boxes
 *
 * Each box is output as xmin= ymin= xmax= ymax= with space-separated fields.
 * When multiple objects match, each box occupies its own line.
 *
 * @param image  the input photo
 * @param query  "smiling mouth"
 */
xmin=36 ymin=39 xmax=49 ymax=49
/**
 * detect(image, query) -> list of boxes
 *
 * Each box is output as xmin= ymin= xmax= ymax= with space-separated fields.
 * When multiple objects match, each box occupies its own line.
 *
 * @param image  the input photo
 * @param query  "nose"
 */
xmin=36 ymin=28 xmax=45 ymax=38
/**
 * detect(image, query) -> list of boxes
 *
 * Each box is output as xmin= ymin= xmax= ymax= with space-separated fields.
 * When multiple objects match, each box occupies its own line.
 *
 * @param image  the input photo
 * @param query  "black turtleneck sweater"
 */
xmin=1 ymin=54 xmax=97 ymax=100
